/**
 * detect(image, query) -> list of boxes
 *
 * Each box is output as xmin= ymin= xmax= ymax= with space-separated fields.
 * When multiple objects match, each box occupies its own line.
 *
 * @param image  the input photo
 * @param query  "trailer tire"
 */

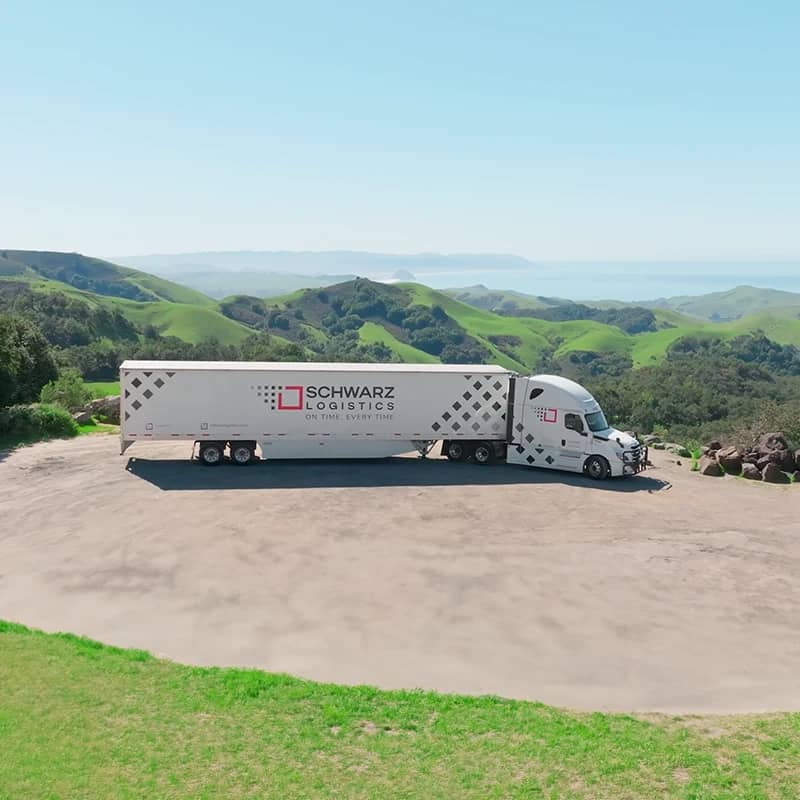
xmin=473 ymin=442 xmax=495 ymax=465
xmin=584 ymin=455 xmax=610 ymax=480
xmin=230 ymin=443 xmax=255 ymax=466
xmin=446 ymin=441 xmax=468 ymax=461
xmin=199 ymin=443 xmax=224 ymax=466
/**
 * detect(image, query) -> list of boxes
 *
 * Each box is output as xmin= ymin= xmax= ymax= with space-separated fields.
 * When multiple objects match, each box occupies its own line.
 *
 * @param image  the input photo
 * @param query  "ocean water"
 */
xmin=414 ymin=262 xmax=800 ymax=302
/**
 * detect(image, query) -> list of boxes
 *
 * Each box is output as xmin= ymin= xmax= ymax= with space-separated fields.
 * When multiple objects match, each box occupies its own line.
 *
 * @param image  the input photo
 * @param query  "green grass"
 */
xmin=358 ymin=321 xmax=440 ymax=363
xmin=77 ymin=419 xmax=118 ymax=435
xmin=112 ymin=300 xmax=253 ymax=345
xmin=85 ymin=380 xmax=120 ymax=398
xmin=2 ymin=621 xmax=800 ymax=799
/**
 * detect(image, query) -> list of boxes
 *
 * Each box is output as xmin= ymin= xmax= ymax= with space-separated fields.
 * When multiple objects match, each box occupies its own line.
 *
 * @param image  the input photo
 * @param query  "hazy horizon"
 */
xmin=112 ymin=249 xmax=800 ymax=301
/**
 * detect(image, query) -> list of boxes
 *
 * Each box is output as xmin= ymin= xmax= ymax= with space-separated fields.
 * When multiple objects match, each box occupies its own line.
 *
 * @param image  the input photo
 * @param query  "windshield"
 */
xmin=585 ymin=410 xmax=609 ymax=432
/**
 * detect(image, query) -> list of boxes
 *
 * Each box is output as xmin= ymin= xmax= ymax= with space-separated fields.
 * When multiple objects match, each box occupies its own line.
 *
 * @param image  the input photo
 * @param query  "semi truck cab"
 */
xmin=504 ymin=374 xmax=644 ymax=478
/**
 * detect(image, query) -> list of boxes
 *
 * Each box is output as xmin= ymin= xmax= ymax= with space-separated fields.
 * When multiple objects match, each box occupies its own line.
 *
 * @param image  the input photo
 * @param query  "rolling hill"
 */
xmin=227 ymin=278 xmax=800 ymax=373
xmin=1 ymin=250 xmax=215 ymax=306
xmin=3 ymin=250 xmax=800 ymax=376
xmin=0 ymin=251 xmax=253 ymax=347
xmin=646 ymin=285 xmax=800 ymax=321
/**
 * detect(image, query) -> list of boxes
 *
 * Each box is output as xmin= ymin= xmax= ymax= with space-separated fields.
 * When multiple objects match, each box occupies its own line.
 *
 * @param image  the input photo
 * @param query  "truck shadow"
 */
xmin=126 ymin=457 xmax=671 ymax=493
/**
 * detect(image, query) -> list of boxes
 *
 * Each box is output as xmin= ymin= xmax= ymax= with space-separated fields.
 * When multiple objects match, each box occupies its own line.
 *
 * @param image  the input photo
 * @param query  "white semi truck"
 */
xmin=119 ymin=360 xmax=645 ymax=478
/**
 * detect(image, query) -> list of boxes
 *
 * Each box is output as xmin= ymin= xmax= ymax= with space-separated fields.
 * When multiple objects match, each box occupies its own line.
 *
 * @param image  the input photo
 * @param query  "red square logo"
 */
xmin=277 ymin=385 xmax=304 ymax=410
xmin=543 ymin=408 xmax=558 ymax=423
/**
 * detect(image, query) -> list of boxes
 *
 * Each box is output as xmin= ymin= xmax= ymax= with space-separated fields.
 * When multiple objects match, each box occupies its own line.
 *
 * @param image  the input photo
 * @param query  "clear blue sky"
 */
xmin=1 ymin=1 xmax=797 ymax=260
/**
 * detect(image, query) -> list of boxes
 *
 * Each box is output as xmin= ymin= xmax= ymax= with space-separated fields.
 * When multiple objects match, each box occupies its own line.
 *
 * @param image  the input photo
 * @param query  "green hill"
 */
xmin=647 ymin=285 xmax=800 ymax=321
xmin=218 ymin=278 xmax=800 ymax=372
xmin=1 ymin=250 xmax=216 ymax=306
xmin=444 ymin=285 xmax=571 ymax=313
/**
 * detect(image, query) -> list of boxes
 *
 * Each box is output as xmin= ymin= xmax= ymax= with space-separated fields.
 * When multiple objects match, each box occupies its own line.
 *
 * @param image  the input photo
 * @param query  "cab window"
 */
xmin=564 ymin=413 xmax=584 ymax=433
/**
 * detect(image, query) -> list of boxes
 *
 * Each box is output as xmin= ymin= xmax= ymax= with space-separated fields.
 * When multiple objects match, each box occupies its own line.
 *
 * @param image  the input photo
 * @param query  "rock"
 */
xmin=757 ymin=432 xmax=789 ymax=452
xmin=72 ymin=409 xmax=94 ymax=425
xmin=741 ymin=463 xmax=762 ymax=480
xmin=698 ymin=455 xmax=723 ymax=477
xmin=642 ymin=434 xmax=661 ymax=445
xmin=762 ymin=463 xmax=790 ymax=484
xmin=651 ymin=442 xmax=666 ymax=450
xmin=716 ymin=445 xmax=743 ymax=475
xmin=701 ymin=446 xmax=711 ymax=456
xmin=706 ymin=440 xmax=723 ymax=452
xmin=89 ymin=395 xmax=120 ymax=424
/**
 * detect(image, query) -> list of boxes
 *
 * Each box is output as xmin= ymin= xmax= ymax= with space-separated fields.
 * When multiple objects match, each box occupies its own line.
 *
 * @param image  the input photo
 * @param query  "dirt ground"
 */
xmin=2 ymin=435 xmax=800 ymax=713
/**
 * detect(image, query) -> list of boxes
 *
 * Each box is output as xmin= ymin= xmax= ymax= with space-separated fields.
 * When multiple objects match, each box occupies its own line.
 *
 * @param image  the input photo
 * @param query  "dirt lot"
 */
xmin=2 ymin=435 xmax=800 ymax=713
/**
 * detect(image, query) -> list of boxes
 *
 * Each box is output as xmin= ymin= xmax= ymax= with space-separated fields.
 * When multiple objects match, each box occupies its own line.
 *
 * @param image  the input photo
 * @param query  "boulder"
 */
xmin=89 ymin=395 xmax=120 ymax=424
xmin=698 ymin=455 xmax=723 ymax=477
xmin=706 ymin=440 xmax=723 ymax=453
xmin=762 ymin=463 xmax=790 ymax=484
xmin=665 ymin=443 xmax=691 ymax=458
xmin=716 ymin=445 xmax=743 ymax=475
xmin=757 ymin=432 xmax=789 ymax=452
xmin=642 ymin=434 xmax=661 ymax=445
xmin=741 ymin=463 xmax=762 ymax=481
xmin=72 ymin=409 xmax=94 ymax=425
xmin=651 ymin=442 xmax=666 ymax=450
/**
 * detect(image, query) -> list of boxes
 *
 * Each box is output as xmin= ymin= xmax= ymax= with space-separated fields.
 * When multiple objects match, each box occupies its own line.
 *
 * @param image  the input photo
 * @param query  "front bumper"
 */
xmin=621 ymin=445 xmax=648 ymax=476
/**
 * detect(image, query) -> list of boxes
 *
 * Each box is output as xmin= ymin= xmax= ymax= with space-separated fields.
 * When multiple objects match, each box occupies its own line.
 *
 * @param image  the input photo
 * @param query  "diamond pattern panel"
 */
xmin=430 ymin=375 xmax=507 ymax=436
xmin=124 ymin=371 xmax=176 ymax=417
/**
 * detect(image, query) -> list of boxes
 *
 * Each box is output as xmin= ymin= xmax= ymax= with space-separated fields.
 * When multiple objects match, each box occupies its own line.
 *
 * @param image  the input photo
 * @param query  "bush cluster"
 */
xmin=0 ymin=404 xmax=78 ymax=445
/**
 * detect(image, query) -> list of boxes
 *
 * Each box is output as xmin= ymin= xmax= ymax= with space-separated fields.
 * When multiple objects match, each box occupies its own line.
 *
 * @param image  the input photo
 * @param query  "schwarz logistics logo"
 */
xmin=252 ymin=384 xmax=395 ymax=412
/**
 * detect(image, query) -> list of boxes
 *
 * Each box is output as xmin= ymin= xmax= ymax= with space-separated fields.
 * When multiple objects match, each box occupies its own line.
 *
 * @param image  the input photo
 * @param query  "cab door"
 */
xmin=558 ymin=411 xmax=589 ymax=471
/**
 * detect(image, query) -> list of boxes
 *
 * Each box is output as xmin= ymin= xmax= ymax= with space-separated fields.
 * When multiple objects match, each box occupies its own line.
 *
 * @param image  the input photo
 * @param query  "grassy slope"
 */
xmin=401 ymin=284 xmax=540 ymax=370
xmin=2 ymin=250 xmax=217 ymax=307
xmin=0 ymin=275 xmax=254 ymax=346
xmin=85 ymin=380 xmax=120 ymax=398
xmin=123 ymin=271 xmax=217 ymax=307
xmin=2 ymin=621 xmax=799 ymax=800
xmin=112 ymin=299 xmax=253 ymax=345
xmin=659 ymin=286 xmax=800 ymax=320
xmin=358 ymin=321 xmax=440 ymax=363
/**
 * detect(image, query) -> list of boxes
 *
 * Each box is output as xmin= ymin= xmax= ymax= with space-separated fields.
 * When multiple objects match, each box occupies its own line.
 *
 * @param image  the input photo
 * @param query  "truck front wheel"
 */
xmin=199 ymin=442 xmax=224 ymax=466
xmin=584 ymin=455 xmax=610 ymax=480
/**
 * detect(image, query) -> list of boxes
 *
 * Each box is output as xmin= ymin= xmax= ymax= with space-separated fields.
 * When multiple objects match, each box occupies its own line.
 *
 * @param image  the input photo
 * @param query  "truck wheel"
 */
xmin=473 ymin=442 xmax=495 ymax=465
xmin=446 ymin=441 xmax=467 ymax=461
xmin=230 ymin=443 xmax=255 ymax=466
xmin=584 ymin=455 xmax=610 ymax=480
xmin=199 ymin=443 xmax=224 ymax=466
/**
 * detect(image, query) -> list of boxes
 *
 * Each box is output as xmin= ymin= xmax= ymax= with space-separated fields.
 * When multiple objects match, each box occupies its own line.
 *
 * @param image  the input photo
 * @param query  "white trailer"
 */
xmin=119 ymin=360 xmax=645 ymax=478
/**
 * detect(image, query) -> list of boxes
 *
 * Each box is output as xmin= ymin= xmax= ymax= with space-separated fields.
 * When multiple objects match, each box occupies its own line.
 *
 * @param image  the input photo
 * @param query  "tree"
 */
xmin=40 ymin=369 xmax=92 ymax=409
xmin=0 ymin=314 xmax=58 ymax=406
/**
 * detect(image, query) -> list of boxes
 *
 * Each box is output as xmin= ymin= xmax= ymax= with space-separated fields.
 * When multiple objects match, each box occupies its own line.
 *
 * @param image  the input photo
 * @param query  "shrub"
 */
xmin=0 ymin=403 xmax=78 ymax=445
xmin=40 ymin=369 xmax=91 ymax=409
xmin=0 ymin=314 xmax=58 ymax=406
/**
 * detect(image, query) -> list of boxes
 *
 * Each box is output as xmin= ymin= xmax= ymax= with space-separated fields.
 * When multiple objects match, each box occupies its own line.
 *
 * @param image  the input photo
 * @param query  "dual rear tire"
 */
xmin=445 ymin=441 xmax=495 ymax=465
xmin=198 ymin=442 xmax=255 ymax=466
